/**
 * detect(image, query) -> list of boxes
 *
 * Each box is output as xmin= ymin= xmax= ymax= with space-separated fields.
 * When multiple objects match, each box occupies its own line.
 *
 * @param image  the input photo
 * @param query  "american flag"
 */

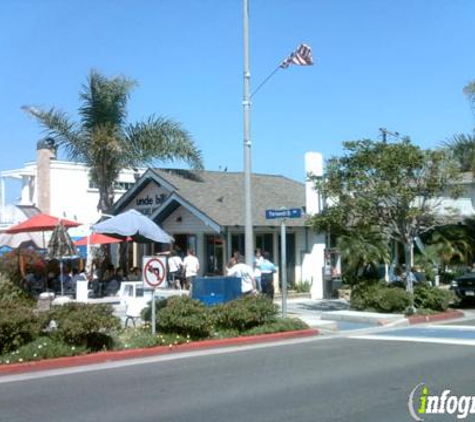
xmin=280 ymin=43 xmax=314 ymax=68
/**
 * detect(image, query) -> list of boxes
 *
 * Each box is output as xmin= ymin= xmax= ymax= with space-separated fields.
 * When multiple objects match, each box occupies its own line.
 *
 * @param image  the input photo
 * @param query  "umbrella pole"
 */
xmin=60 ymin=259 xmax=64 ymax=296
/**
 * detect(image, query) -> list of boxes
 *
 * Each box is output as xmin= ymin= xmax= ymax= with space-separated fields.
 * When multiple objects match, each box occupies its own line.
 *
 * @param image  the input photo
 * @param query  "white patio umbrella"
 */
xmin=92 ymin=209 xmax=173 ymax=244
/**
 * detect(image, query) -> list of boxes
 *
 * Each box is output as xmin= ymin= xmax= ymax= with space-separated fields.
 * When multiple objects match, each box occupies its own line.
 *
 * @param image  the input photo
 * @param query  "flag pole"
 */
xmin=243 ymin=0 xmax=253 ymax=268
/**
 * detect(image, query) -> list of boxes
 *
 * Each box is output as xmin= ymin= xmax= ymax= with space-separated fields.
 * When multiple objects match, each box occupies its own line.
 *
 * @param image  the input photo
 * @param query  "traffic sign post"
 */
xmin=142 ymin=256 xmax=167 ymax=335
xmin=265 ymin=208 xmax=302 ymax=317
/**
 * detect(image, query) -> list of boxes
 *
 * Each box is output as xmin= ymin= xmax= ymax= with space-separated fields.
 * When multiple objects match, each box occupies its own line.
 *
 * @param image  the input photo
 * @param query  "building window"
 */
xmin=205 ymin=235 xmax=224 ymax=275
xmin=231 ymin=234 xmax=245 ymax=258
xmin=88 ymin=179 xmax=135 ymax=191
xmin=255 ymin=233 xmax=274 ymax=261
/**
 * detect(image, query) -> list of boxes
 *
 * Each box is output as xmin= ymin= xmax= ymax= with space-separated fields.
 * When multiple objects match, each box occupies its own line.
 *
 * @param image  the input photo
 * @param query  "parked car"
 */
xmin=451 ymin=272 xmax=475 ymax=299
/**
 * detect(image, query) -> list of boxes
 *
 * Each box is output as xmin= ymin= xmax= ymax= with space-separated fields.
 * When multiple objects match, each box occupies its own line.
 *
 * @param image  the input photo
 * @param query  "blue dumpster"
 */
xmin=192 ymin=276 xmax=242 ymax=305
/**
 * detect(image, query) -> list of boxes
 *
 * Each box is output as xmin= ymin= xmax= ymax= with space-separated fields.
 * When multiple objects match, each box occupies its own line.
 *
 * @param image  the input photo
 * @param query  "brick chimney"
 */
xmin=36 ymin=137 xmax=56 ymax=214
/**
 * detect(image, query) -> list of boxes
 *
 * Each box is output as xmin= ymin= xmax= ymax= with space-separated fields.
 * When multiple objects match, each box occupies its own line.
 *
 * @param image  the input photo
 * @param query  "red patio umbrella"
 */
xmin=74 ymin=233 xmax=126 ymax=246
xmin=6 ymin=214 xmax=81 ymax=234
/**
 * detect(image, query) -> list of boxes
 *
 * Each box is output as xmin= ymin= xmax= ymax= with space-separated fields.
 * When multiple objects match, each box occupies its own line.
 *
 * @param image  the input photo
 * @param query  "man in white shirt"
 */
xmin=183 ymin=249 xmax=200 ymax=290
xmin=227 ymin=258 xmax=256 ymax=295
xmin=167 ymin=250 xmax=183 ymax=289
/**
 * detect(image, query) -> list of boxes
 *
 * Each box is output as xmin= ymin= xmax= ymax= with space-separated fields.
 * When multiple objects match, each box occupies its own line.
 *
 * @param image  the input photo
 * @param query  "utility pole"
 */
xmin=243 ymin=0 xmax=253 ymax=267
xmin=379 ymin=127 xmax=399 ymax=143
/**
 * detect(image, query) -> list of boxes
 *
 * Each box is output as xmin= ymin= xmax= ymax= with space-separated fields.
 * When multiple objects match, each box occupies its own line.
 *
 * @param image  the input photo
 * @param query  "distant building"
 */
xmin=0 ymin=138 xmax=144 ymax=230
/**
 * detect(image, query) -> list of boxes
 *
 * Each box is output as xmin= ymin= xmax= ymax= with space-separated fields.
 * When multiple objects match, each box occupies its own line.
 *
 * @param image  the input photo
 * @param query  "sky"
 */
xmin=1 ymin=0 xmax=475 ymax=203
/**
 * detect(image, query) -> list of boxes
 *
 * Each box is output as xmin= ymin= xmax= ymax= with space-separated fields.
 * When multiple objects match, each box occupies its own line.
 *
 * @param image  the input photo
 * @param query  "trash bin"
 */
xmin=192 ymin=276 xmax=242 ymax=305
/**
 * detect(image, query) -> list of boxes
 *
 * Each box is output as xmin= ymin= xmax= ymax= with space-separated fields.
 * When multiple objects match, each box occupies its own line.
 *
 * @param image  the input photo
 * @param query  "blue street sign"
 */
xmin=265 ymin=208 xmax=302 ymax=219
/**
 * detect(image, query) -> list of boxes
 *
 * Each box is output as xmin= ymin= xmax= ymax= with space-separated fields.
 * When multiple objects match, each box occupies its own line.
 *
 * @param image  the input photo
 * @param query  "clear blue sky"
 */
xmin=1 ymin=0 xmax=475 ymax=202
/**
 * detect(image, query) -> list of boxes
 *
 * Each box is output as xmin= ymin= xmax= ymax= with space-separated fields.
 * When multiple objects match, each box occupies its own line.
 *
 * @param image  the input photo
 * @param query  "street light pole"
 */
xmin=243 ymin=0 xmax=253 ymax=267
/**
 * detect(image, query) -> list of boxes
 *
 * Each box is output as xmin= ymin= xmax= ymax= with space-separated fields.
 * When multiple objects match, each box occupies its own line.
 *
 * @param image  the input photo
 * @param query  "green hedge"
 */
xmin=46 ymin=303 xmax=121 ymax=351
xmin=351 ymin=282 xmax=457 ymax=313
xmin=414 ymin=284 xmax=457 ymax=312
xmin=213 ymin=296 xmax=278 ymax=332
xmin=350 ymin=282 xmax=411 ymax=313
xmin=0 ymin=305 xmax=41 ymax=354
xmin=143 ymin=295 xmax=280 ymax=339
xmin=143 ymin=296 xmax=215 ymax=339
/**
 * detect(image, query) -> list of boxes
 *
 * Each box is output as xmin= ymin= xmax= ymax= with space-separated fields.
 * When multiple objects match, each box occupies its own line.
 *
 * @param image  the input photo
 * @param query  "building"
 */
xmin=0 ymin=139 xmax=144 ymax=230
xmin=0 ymin=140 xmax=328 ymax=298
xmin=110 ymin=152 xmax=326 ymax=298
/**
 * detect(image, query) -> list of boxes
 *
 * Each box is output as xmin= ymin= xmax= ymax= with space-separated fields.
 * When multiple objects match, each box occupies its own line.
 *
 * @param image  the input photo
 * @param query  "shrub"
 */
xmin=0 ymin=249 xmax=45 ymax=286
xmin=143 ymin=296 xmax=215 ymax=340
xmin=414 ymin=284 xmax=457 ymax=312
xmin=244 ymin=318 xmax=309 ymax=335
xmin=213 ymin=295 xmax=278 ymax=332
xmin=294 ymin=281 xmax=312 ymax=293
xmin=351 ymin=282 xmax=411 ymax=313
xmin=0 ymin=305 xmax=41 ymax=354
xmin=0 ymin=337 xmax=86 ymax=364
xmin=46 ymin=303 xmax=121 ymax=351
xmin=0 ymin=276 xmax=34 ymax=307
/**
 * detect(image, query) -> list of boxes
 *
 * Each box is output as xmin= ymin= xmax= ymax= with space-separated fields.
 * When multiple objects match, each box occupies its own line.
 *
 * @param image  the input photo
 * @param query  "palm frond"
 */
xmin=22 ymin=105 xmax=86 ymax=161
xmin=440 ymin=133 xmax=475 ymax=172
xmin=79 ymin=69 xmax=136 ymax=132
xmin=124 ymin=116 xmax=203 ymax=169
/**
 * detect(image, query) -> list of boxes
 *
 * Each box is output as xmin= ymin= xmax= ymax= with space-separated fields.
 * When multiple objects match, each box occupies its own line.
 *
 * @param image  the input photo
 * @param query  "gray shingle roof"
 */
xmin=152 ymin=169 xmax=306 ymax=227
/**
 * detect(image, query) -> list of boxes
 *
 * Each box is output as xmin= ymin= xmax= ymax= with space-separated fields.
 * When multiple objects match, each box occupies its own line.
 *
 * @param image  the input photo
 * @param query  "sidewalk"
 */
xmin=282 ymin=298 xmax=466 ymax=331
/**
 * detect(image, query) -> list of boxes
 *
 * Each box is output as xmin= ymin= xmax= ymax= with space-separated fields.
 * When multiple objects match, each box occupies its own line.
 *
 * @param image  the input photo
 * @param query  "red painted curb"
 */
xmin=0 ymin=328 xmax=319 ymax=376
xmin=408 ymin=310 xmax=464 ymax=325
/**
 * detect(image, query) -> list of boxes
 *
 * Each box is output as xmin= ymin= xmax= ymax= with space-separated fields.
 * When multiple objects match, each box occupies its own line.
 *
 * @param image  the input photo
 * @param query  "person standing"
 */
xmin=226 ymin=257 xmax=256 ymax=296
xmin=168 ymin=250 xmax=183 ymax=289
xmin=254 ymin=248 xmax=263 ymax=293
xmin=183 ymin=248 xmax=200 ymax=290
xmin=260 ymin=252 xmax=277 ymax=299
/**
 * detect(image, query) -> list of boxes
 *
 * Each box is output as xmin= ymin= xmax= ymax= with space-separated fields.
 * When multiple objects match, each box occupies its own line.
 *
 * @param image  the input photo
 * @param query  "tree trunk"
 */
xmin=403 ymin=240 xmax=415 ymax=314
xmin=97 ymin=185 xmax=115 ymax=213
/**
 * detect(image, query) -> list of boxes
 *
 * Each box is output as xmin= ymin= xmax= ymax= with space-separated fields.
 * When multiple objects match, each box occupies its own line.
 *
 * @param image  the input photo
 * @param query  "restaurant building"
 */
xmin=111 ymin=152 xmax=327 ymax=298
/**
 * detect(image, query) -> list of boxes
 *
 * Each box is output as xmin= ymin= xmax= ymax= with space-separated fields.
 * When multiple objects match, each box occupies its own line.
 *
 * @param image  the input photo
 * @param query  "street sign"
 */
xmin=142 ymin=256 xmax=167 ymax=289
xmin=265 ymin=208 xmax=302 ymax=220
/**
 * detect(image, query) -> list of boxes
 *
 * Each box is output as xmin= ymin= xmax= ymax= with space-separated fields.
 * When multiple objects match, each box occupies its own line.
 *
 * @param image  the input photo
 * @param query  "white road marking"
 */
xmin=349 ymin=335 xmax=475 ymax=347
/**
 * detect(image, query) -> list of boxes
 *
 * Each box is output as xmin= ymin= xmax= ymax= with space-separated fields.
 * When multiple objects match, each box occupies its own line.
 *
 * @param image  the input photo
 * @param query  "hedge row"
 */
xmin=143 ymin=295 xmax=279 ymax=339
xmin=350 ymin=282 xmax=457 ymax=314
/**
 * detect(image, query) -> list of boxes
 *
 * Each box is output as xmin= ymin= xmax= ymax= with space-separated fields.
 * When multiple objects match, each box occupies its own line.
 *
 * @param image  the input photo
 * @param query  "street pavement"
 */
xmin=3 ymin=321 xmax=475 ymax=422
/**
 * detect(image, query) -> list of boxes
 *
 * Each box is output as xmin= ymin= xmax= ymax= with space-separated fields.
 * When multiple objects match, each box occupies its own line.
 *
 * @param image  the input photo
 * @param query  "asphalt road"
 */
xmin=2 ymin=332 xmax=475 ymax=422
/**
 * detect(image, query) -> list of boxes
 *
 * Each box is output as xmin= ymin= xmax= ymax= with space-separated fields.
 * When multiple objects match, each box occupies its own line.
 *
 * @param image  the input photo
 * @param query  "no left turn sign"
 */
xmin=142 ymin=256 xmax=167 ymax=288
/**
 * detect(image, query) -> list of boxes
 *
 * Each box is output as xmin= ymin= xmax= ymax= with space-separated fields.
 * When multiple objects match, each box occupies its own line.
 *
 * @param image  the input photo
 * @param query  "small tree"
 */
xmin=309 ymin=138 xmax=461 ymax=280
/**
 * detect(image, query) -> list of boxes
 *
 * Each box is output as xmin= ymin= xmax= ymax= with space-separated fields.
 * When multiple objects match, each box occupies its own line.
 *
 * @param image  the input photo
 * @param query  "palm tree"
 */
xmin=23 ymin=70 xmax=203 ymax=212
xmin=337 ymin=230 xmax=390 ymax=286
xmin=443 ymin=79 xmax=475 ymax=173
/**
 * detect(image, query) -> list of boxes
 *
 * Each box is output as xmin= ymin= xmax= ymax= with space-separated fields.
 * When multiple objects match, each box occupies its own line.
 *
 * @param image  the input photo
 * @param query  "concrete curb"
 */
xmin=0 ymin=328 xmax=319 ymax=376
xmin=407 ymin=310 xmax=465 ymax=325
xmin=320 ymin=310 xmax=404 ymax=326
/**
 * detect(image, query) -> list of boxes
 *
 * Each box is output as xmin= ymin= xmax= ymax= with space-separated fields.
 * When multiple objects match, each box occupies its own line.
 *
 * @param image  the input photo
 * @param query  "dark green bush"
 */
xmin=351 ymin=282 xmax=411 ymax=313
xmin=0 ymin=337 xmax=86 ymax=364
xmin=244 ymin=318 xmax=309 ymax=335
xmin=143 ymin=296 xmax=215 ymax=340
xmin=46 ymin=303 xmax=121 ymax=351
xmin=213 ymin=295 xmax=278 ymax=332
xmin=0 ymin=305 xmax=41 ymax=354
xmin=414 ymin=284 xmax=457 ymax=312
xmin=0 ymin=276 xmax=34 ymax=307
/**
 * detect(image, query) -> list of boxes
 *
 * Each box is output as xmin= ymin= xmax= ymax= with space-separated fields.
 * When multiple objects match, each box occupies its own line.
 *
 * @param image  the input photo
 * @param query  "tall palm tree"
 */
xmin=23 ymin=70 xmax=203 ymax=212
xmin=443 ymin=79 xmax=475 ymax=173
